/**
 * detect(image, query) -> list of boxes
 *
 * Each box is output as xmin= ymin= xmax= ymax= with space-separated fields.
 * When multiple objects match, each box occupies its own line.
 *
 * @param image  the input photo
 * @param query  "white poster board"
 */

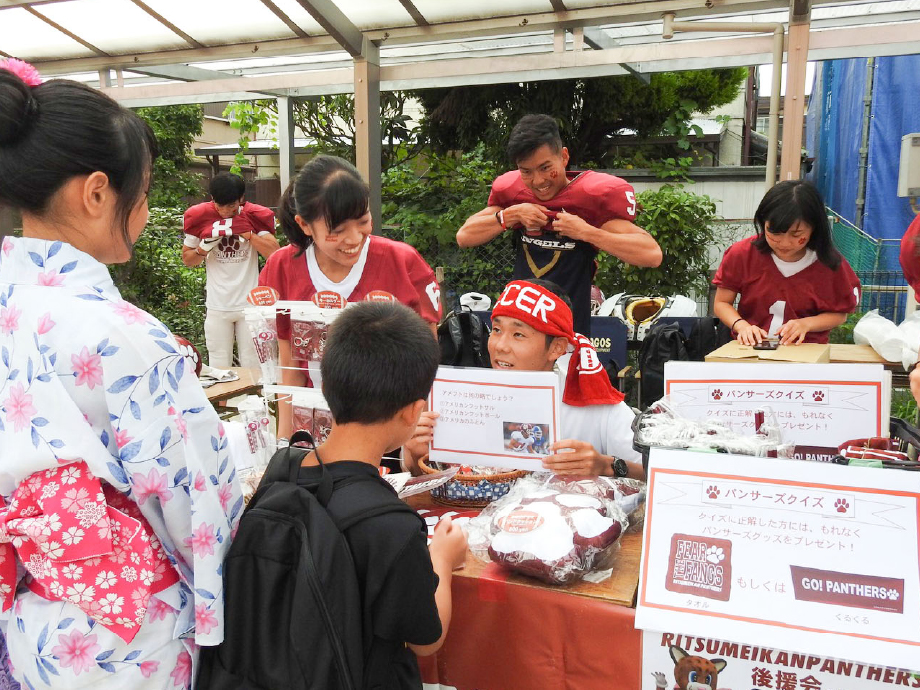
xmin=636 ymin=449 xmax=920 ymax=670
xmin=664 ymin=362 xmax=891 ymax=461
xmin=642 ymin=629 xmax=920 ymax=690
xmin=428 ymin=366 xmax=560 ymax=471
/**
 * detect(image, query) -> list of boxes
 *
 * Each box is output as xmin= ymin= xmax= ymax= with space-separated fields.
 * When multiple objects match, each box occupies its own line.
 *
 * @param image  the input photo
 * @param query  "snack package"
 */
xmin=633 ymin=398 xmax=794 ymax=464
xmin=280 ymin=301 xmax=350 ymax=363
xmin=467 ymin=475 xmax=628 ymax=585
xmin=244 ymin=305 xmax=279 ymax=384
xmin=545 ymin=475 xmax=646 ymax=531
xmin=276 ymin=386 xmax=333 ymax=444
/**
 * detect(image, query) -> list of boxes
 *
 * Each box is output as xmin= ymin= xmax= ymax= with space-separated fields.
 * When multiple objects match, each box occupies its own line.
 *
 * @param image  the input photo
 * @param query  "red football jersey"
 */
xmin=259 ymin=235 xmax=441 ymax=343
xmin=899 ymin=214 xmax=920 ymax=295
xmin=488 ymin=170 xmax=637 ymax=336
xmin=183 ymin=201 xmax=276 ymax=240
xmin=713 ymin=236 xmax=861 ymax=344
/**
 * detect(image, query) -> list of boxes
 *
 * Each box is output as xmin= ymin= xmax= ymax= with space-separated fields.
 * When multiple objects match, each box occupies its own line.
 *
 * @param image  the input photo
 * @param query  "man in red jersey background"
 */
xmin=457 ymin=114 xmax=662 ymax=335
xmin=182 ymin=172 xmax=280 ymax=368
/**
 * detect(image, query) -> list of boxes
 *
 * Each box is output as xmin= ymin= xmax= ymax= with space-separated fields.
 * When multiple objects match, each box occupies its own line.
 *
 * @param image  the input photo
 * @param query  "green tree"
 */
xmin=224 ymin=92 xmax=423 ymax=172
xmin=595 ymin=184 xmax=719 ymax=298
xmin=413 ymin=69 xmax=747 ymax=166
xmin=135 ymin=104 xmax=204 ymax=206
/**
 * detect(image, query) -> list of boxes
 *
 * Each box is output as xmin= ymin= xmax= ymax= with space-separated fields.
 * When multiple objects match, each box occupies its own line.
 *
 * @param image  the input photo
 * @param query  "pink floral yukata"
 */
xmin=0 ymin=237 xmax=242 ymax=688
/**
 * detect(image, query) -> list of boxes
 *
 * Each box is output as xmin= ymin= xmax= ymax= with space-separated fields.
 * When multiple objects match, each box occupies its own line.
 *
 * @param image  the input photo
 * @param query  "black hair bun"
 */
xmin=0 ymin=69 xmax=36 ymax=146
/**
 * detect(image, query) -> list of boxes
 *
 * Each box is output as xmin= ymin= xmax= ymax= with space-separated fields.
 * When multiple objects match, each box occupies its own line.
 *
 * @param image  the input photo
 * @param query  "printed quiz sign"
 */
xmin=641 ymin=630 xmax=920 ymax=690
xmin=428 ymin=366 xmax=561 ymax=471
xmin=636 ymin=449 xmax=920 ymax=670
xmin=664 ymin=362 xmax=891 ymax=461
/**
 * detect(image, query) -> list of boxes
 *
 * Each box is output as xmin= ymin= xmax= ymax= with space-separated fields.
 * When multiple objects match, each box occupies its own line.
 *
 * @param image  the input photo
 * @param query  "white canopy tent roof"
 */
xmin=4 ymin=0 xmax=918 ymax=213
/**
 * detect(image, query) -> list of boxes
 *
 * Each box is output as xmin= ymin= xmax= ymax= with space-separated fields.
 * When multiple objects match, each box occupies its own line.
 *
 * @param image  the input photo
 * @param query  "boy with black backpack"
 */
xmin=198 ymin=301 xmax=467 ymax=690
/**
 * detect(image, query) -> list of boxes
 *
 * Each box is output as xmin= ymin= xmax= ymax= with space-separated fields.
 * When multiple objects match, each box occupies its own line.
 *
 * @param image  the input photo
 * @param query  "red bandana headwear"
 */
xmin=492 ymin=280 xmax=624 ymax=407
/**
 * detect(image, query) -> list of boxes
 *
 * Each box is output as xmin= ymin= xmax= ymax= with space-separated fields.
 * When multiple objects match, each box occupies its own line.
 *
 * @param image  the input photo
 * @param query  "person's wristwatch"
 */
xmin=610 ymin=458 xmax=629 ymax=477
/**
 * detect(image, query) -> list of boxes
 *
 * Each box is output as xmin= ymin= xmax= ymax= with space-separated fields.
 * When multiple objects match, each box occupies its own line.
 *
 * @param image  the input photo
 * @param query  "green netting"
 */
xmin=829 ymin=208 xmax=879 ymax=272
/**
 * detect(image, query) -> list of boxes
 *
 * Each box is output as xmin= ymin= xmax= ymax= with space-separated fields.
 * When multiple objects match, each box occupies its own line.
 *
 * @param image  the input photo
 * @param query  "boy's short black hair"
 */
xmin=506 ymin=114 xmax=564 ymax=165
xmin=209 ymin=172 xmax=246 ymax=205
xmin=321 ymin=302 xmax=439 ymax=425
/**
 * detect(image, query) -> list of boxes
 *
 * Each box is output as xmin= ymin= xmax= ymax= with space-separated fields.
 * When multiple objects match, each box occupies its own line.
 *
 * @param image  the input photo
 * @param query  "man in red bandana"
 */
xmin=405 ymin=279 xmax=644 ymax=479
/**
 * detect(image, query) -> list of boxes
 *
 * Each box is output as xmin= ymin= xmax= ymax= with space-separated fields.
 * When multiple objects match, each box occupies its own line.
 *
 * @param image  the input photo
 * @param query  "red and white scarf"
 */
xmin=492 ymin=281 xmax=624 ymax=407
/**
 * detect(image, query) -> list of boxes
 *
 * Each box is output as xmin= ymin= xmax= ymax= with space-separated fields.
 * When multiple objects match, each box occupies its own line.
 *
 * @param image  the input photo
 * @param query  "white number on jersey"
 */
xmin=425 ymin=281 xmax=441 ymax=312
xmin=767 ymin=300 xmax=786 ymax=336
xmin=211 ymin=218 xmax=235 ymax=237
xmin=625 ymin=191 xmax=637 ymax=217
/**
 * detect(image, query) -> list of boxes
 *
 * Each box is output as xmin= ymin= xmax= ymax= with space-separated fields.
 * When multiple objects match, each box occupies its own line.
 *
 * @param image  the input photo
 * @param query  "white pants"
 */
xmin=204 ymin=308 xmax=259 ymax=369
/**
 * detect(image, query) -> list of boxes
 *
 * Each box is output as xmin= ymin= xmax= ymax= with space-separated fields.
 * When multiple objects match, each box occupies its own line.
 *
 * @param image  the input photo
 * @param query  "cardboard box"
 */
xmin=704 ymin=341 xmax=831 ymax=364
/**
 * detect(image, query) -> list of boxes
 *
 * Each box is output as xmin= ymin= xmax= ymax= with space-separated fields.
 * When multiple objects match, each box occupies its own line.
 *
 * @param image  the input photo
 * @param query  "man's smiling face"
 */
xmin=516 ymin=143 xmax=569 ymax=201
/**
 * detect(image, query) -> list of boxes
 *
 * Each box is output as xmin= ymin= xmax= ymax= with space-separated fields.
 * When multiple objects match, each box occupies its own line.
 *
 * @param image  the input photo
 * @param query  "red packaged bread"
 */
xmin=484 ymin=483 xmax=627 ymax=585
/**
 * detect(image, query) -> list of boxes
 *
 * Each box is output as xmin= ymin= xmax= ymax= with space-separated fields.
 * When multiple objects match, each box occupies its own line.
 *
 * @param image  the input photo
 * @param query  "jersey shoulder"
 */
xmin=183 ymin=202 xmax=219 ymax=231
xmin=577 ymin=170 xmax=634 ymax=195
xmin=489 ymin=171 xmax=528 ymax=203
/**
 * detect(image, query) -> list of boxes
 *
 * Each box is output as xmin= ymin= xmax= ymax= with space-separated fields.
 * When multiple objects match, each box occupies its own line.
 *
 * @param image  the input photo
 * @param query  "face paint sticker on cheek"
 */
xmin=549 ymin=170 xmax=558 ymax=179
xmin=798 ymin=237 xmax=807 ymax=245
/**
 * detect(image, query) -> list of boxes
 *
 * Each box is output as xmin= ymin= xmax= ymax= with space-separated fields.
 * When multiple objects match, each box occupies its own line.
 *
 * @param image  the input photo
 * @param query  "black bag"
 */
xmin=438 ymin=308 xmax=491 ymax=367
xmin=196 ymin=431 xmax=418 ymax=690
xmin=685 ymin=317 xmax=732 ymax=361
xmin=637 ymin=321 xmax=689 ymax=408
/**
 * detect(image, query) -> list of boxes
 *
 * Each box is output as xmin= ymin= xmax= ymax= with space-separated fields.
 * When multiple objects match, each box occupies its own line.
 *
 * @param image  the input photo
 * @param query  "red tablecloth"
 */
xmin=417 ymin=560 xmax=642 ymax=689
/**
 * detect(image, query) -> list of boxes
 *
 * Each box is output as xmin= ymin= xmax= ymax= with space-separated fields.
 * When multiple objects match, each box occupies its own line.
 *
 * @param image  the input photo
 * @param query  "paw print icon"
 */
xmin=813 ymin=390 xmax=825 ymax=402
xmin=712 ymin=389 xmax=723 ymax=401
xmin=705 ymin=546 xmax=725 ymax=564
xmin=835 ymin=498 xmax=850 ymax=514
xmin=706 ymin=485 xmax=720 ymax=500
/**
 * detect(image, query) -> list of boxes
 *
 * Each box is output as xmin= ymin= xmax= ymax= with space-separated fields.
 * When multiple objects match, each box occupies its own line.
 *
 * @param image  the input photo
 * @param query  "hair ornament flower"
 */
xmin=0 ymin=58 xmax=43 ymax=87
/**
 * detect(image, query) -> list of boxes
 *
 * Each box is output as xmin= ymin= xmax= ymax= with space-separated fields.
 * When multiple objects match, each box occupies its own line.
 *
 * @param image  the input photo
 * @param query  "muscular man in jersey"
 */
xmin=508 ymin=424 xmax=536 ymax=453
xmin=182 ymin=172 xmax=280 ymax=368
xmin=457 ymin=114 xmax=662 ymax=335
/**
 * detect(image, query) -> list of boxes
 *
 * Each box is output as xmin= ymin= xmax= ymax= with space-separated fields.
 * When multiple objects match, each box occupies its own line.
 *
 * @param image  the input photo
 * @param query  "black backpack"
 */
xmin=196 ymin=431 xmax=418 ymax=690
xmin=637 ymin=320 xmax=689 ymax=408
xmin=685 ymin=317 xmax=732 ymax=362
xmin=437 ymin=308 xmax=491 ymax=367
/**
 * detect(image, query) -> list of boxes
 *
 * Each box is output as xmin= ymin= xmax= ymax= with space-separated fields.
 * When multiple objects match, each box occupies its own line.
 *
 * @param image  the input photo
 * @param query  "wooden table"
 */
xmin=408 ymin=495 xmax=644 ymax=689
xmin=829 ymin=344 xmax=908 ymax=387
xmin=204 ymin=367 xmax=262 ymax=404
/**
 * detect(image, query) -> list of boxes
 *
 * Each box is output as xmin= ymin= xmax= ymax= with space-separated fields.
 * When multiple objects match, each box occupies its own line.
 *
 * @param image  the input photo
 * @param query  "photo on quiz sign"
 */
xmin=502 ymin=422 xmax=551 ymax=455
xmin=429 ymin=366 xmax=561 ymax=471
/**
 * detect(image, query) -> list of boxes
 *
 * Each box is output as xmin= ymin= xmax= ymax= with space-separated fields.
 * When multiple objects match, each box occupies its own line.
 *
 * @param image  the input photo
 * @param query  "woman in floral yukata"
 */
xmin=0 ymin=60 xmax=241 ymax=688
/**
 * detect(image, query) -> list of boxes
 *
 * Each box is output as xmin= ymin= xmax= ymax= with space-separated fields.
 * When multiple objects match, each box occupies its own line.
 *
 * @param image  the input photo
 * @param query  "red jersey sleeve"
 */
xmin=819 ymin=257 xmax=861 ymax=314
xmin=259 ymin=249 xmax=291 ymax=340
xmin=712 ymin=239 xmax=752 ymax=293
xmin=900 ymin=215 xmax=920 ymax=295
xmin=183 ymin=203 xmax=213 ymax=239
xmin=487 ymin=171 xmax=522 ymax=208
xmin=244 ymin=203 xmax=277 ymax=234
xmin=584 ymin=174 xmax=638 ymax=222
xmin=405 ymin=248 xmax=442 ymax=324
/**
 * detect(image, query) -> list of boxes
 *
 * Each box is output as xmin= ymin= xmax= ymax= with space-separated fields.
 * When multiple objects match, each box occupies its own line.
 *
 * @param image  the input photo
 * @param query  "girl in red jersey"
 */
xmin=260 ymin=155 xmax=441 ymax=438
xmin=713 ymin=180 xmax=860 ymax=346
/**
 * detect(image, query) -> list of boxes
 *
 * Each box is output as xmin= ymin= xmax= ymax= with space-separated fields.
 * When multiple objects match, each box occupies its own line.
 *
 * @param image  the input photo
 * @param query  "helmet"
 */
xmin=590 ymin=285 xmax=605 ymax=315
xmin=598 ymin=293 xmax=697 ymax=340
xmin=174 ymin=336 xmax=202 ymax=377
xmin=532 ymin=426 xmax=543 ymax=439
xmin=519 ymin=423 xmax=532 ymax=435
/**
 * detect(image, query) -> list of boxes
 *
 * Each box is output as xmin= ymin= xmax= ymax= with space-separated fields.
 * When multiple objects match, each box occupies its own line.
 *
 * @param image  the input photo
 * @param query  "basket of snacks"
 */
xmin=418 ymin=456 xmax=528 ymax=508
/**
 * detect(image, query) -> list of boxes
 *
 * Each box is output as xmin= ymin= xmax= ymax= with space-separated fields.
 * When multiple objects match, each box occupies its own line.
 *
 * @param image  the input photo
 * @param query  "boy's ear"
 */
xmin=547 ymin=336 xmax=568 ymax=362
xmin=399 ymin=399 xmax=427 ymax=427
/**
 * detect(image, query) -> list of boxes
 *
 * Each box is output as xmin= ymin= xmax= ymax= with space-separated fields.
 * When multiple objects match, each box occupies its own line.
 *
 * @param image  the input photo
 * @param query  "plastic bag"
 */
xmin=633 ymin=397 xmax=794 ymax=461
xmin=853 ymin=310 xmax=909 ymax=363
xmin=545 ymin=475 xmax=646 ymax=531
xmin=897 ymin=310 xmax=920 ymax=371
xmin=279 ymin=301 xmax=350 ymax=363
xmin=467 ymin=475 xmax=628 ymax=585
xmin=244 ymin=305 xmax=279 ymax=384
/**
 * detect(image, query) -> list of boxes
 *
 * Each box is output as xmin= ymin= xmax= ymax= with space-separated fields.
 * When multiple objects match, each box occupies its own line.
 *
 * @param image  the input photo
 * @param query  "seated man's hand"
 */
xmin=542 ymin=439 xmax=607 ymax=476
xmin=403 ymin=411 xmax=439 ymax=472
